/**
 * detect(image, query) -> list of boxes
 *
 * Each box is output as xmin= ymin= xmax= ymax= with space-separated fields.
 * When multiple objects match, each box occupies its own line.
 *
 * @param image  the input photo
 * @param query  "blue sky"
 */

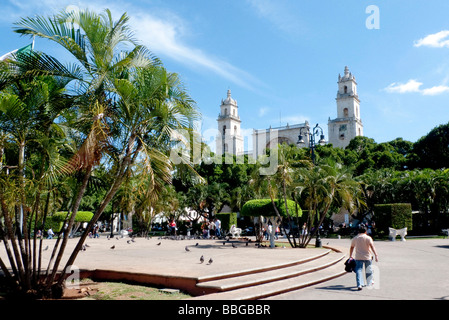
xmin=2 ymin=0 xmax=449 ymax=151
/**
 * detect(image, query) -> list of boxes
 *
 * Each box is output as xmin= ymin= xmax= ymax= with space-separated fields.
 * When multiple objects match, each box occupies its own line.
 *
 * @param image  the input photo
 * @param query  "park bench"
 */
xmin=389 ymin=227 xmax=407 ymax=241
xmin=442 ymin=229 xmax=449 ymax=239
xmin=229 ymin=225 xmax=242 ymax=238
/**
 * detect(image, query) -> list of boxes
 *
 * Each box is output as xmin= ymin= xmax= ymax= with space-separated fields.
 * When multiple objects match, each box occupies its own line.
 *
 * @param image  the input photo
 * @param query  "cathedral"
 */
xmin=216 ymin=67 xmax=363 ymax=158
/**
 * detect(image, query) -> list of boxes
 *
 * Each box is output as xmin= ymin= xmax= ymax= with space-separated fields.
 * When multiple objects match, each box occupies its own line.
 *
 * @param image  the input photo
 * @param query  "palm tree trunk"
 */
xmin=267 ymin=179 xmax=293 ymax=248
xmin=44 ymin=165 xmax=93 ymax=291
xmin=0 ymin=193 xmax=26 ymax=286
xmin=57 ymin=134 xmax=141 ymax=288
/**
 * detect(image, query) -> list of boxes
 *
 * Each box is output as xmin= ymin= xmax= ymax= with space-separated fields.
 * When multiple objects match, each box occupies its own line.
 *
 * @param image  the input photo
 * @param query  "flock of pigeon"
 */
xmin=75 ymin=234 xmax=266 ymax=266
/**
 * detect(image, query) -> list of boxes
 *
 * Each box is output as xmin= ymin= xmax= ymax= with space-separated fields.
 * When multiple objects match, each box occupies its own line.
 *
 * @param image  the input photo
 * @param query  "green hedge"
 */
xmin=241 ymin=199 xmax=302 ymax=218
xmin=374 ymin=203 xmax=413 ymax=233
xmin=49 ymin=211 xmax=94 ymax=232
xmin=216 ymin=212 xmax=238 ymax=232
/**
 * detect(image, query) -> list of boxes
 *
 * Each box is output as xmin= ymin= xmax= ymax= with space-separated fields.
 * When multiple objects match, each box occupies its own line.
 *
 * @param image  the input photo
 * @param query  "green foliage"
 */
xmin=216 ymin=212 xmax=238 ymax=232
xmin=373 ymin=203 xmax=413 ymax=233
xmin=47 ymin=211 xmax=94 ymax=232
xmin=52 ymin=211 xmax=94 ymax=222
xmin=343 ymin=136 xmax=413 ymax=175
xmin=241 ymin=199 xmax=301 ymax=218
xmin=411 ymin=122 xmax=449 ymax=169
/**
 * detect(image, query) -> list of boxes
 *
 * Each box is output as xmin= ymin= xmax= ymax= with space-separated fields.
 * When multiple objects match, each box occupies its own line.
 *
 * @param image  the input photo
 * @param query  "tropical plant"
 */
xmin=0 ymin=7 xmax=199 ymax=299
xmin=295 ymin=160 xmax=364 ymax=247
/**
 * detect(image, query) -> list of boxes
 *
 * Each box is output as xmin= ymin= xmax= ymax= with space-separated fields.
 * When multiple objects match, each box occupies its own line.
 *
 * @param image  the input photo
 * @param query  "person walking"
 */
xmin=349 ymin=224 xmax=379 ymax=290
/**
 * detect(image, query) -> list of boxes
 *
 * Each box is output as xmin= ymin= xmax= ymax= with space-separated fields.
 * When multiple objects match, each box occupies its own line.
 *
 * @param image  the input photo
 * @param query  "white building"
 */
xmin=252 ymin=122 xmax=310 ymax=158
xmin=327 ymin=66 xmax=364 ymax=149
xmin=216 ymin=89 xmax=244 ymax=156
xmin=216 ymin=67 xmax=363 ymax=157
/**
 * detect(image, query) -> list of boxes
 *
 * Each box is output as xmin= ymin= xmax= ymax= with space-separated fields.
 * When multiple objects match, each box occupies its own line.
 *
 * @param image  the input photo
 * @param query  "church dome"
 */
xmin=222 ymin=89 xmax=237 ymax=106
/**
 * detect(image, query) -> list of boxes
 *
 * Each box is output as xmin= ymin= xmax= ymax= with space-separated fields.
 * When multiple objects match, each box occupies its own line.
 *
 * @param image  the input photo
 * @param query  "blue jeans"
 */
xmin=355 ymin=260 xmax=374 ymax=287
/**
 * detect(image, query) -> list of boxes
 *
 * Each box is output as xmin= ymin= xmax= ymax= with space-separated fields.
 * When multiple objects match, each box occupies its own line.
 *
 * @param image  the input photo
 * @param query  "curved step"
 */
xmin=196 ymin=249 xmax=332 ymax=283
xmin=197 ymin=251 xmax=344 ymax=293
xmin=190 ymin=252 xmax=346 ymax=300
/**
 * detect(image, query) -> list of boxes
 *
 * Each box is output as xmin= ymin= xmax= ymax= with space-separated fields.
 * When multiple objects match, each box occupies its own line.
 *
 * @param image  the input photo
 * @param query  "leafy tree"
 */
xmin=411 ymin=122 xmax=449 ymax=169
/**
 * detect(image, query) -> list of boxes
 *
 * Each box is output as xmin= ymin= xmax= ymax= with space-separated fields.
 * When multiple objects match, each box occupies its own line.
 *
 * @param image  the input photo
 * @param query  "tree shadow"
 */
xmin=434 ymin=245 xmax=449 ymax=249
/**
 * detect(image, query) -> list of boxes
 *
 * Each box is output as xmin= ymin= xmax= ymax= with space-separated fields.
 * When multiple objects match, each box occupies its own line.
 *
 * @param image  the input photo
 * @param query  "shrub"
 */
xmin=374 ymin=203 xmax=413 ymax=233
xmin=241 ymin=199 xmax=301 ymax=218
xmin=49 ymin=211 xmax=94 ymax=232
xmin=216 ymin=212 xmax=238 ymax=232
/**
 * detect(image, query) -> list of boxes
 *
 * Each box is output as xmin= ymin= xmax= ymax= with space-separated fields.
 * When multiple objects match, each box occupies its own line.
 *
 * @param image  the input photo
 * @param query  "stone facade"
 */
xmin=216 ymin=90 xmax=244 ymax=156
xmin=217 ymin=67 xmax=364 ymax=157
xmin=252 ymin=122 xmax=310 ymax=158
xmin=327 ymin=66 xmax=364 ymax=149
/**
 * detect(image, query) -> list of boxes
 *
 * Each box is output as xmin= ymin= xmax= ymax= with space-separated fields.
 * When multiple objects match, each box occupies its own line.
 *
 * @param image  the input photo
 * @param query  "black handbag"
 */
xmin=344 ymin=257 xmax=356 ymax=272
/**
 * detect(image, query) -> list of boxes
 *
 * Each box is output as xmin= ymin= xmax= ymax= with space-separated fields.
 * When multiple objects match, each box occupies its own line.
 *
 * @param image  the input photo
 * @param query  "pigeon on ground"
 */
xmin=207 ymin=258 xmax=213 ymax=265
xmin=232 ymin=243 xmax=237 ymax=248
xmin=127 ymin=240 xmax=131 ymax=244
xmin=195 ymin=243 xmax=199 ymax=246
xmin=200 ymin=255 xmax=204 ymax=264
xmin=43 ymin=246 xmax=48 ymax=251
xmin=156 ymin=242 xmax=161 ymax=246
xmin=82 ymin=245 xmax=86 ymax=251
xmin=110 ymin=245 xmax=115 ymax=249
xmin=185 ymin=246 xmax=190 ymax=252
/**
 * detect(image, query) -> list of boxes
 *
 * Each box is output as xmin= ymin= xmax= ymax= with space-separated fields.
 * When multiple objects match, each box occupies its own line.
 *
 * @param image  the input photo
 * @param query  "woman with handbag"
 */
xmin=349 ymin=224 xmax=379 ymax=290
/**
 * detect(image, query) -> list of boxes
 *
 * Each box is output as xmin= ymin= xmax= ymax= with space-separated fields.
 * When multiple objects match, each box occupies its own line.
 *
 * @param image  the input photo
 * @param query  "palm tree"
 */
xmin=0 ymin=72 xmax=75 ymax=296
xmin=295 ymin=160 xmax=364 ymax=248
xmin=5 ymin=7 xmax=199 ymax=298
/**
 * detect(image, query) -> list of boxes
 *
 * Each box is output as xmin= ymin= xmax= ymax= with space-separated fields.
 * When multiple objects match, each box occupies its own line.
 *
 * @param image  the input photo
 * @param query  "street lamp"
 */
xmin=297 ymin=123 xmax=326 ymax=164
xmin=297 ymin=123 xmax=326 ymax=247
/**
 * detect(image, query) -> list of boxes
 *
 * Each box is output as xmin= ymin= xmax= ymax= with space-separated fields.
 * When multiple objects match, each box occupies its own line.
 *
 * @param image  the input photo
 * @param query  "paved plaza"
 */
xmin=1 ymin=235 xmax=448 ymax=300
xmin=266 ymin=237 xmax=449 ymax=300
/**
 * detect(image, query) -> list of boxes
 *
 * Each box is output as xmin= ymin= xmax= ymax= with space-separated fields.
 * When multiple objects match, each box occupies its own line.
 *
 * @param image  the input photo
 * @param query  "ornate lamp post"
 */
xmin=297 ymin=123 xmax=326 ymax=247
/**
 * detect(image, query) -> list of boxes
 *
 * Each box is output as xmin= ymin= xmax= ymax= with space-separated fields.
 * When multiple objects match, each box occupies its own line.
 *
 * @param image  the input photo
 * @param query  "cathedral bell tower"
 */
xmin=328 ymin=66 xmax=364 ymax=148
xmin=216 ymin=90 xmax=244 ymax=156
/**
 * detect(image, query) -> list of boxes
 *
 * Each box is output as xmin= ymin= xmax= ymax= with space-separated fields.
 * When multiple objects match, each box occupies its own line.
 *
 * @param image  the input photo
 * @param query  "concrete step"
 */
xmin=190 ymin=251 xmax=346 ymax=300
xmin=196 ymin=251 xmax=344 ymax=293
xmin=195 ymin=249 xmax=332 ymax=285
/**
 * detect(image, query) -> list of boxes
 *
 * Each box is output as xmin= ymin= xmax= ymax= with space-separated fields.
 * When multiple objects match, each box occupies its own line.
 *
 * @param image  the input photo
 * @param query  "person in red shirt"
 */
xmin=349 ymin=224 xmax=379 ymax=290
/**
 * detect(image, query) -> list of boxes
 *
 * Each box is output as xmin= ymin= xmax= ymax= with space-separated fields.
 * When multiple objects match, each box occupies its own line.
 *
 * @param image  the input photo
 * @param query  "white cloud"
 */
xmin=421 ymin=85 xmax=449 ymax=96
xmin=385 ymin=79 xmax=423 ymax=93
xmin=385 ymin=79 xmax=449 ymax=96
xmin=245 ymin=0 xmax=303 ymax=36
xmin=4 ymin=0 xmax=264 ymax=91
xmin=414 ymin=30 xmax=449 ymax=48
xmin=258 ymin=107 xmax=269 ymax=117
xmin=131 ymin=12 xmax=259 ymax=90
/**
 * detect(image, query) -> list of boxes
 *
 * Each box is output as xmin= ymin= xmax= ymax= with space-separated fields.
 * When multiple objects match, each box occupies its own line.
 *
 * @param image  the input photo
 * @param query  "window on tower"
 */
xmin=344 ymin=86 xmax=348 ymax=94
xmin=223 ymin=125 xmax=226 ymax=136
xmin=344 ymin=108 xmax=349 ymax=117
